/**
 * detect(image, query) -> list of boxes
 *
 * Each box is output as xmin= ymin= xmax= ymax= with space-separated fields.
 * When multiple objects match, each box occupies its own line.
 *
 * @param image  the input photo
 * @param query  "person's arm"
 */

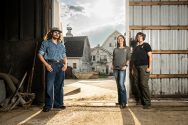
xmin=38 ymin=54 xmax=53 ymax=72
xmin=62 ymin=56 xmax=67 ymax=71
xmin=38 ymin=41 xmax=53 ymax=72
xmin=111 ymin=49 xmax=115 ymax=70
xmin=146 ymin=51 xmax=152 ymax=72
xmin=122 ymin=47 xmax=131 ymax=70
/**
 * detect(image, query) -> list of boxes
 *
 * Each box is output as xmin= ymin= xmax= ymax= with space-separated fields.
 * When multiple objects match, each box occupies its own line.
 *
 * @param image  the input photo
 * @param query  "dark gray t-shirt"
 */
xmin=113 ymin=46 xmax=131 ymax=69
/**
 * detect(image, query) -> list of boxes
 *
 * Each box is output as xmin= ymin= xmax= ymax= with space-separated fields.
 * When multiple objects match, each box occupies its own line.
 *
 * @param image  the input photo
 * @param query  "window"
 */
xmin=93 ymin=55 xmax=96 ymax=61
xmin=73 ymin=63 xmax=77 ymax=69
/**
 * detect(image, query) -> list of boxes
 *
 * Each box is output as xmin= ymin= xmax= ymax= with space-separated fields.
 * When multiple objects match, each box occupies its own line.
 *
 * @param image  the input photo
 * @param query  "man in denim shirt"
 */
xmin=38 ymin=27 xmax=67 ymax=112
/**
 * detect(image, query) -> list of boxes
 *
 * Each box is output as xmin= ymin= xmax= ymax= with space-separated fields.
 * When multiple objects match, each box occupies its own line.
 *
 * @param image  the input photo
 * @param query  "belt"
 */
xmin=47 ymin=59 xmax=64 ymax=63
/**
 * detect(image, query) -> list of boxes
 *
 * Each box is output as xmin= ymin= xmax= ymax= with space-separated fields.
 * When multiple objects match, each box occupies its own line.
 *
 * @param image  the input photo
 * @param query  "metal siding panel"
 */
xmin=151 ymin=79 xmax=161 ymax=95
xmin=143 ymin=6 xmax=151 ymax=25
xmin=183 ymin=55 xmax=188 ymax=74
xmin=179 ymin=31 xmax=188 ymax=75
xmin=143 ymin=30 xmax=151 ymax=44
xmin=151 ymin=30 xmax=160 ymax=50
xmin=169 ymin=54 xmax=176 ymax=74
xmin=161 ymin=55 xmax=170 ymax=72
xmin=169 ymin=30 xmax=178 ymax=50
xmin=170 ymin=79 xmax=179 ymax=95
xmin=179 ymin=30 xmax=186 ymax=50
xmin=161 ymin=79 xmax=170 ymax=95
xmin=152 ymin=6 xmax=160 ymax=25
xmin=133 ymin=6 xmax=142 ymax=25
xmin=129 ymin=6 xmax=134 ymax=25
xmin=183 ymin=79 xmax=188 ymax=94
xmin=160 ymin=30 xmax=170 ymax=95
xmin=169 ymin=79 xmax=173 ymax=95
xmin=152 ymin=55 xmax=161 ymax=74
xmin=169 ymin=6 xmax=178 ymax=25
xmin=149 ymin=79 xmax=152 ymax=93
xmin=161 ymin=6 xmax=169 ymax=25
xmin=187 ymin=30 xmax=188 ymax=50
xmin=179 ymin=5 xmax=188 ymax=25
xmin=160 ymin=30 xmax=169 ymax=50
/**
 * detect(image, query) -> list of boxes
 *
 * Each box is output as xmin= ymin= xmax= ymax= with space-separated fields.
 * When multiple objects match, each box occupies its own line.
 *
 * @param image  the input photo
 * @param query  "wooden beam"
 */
xmin=129 ymin=25 xmax=188 ymax=30
xmin=151 ymin=95 xmax=188 ymax=98
xmin=129 ymin=1 xmax=188 ymax=6
xmin=150 ymin=74 xmax=188 ymax=79
xmin=152 ymin=50 xmax=188 ymax=54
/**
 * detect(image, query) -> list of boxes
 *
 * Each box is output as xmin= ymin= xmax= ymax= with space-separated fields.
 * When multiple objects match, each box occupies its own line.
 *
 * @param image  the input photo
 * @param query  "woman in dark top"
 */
xmin=112 ymin=35 xmax=131 ymax=109
xmin=132 ymin=32 xmax=152 ymax=109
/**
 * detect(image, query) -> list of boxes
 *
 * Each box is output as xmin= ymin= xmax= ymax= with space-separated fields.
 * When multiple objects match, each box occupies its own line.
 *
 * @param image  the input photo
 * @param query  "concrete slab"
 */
xmin=64 ymin=80 xmax=117 ymax=101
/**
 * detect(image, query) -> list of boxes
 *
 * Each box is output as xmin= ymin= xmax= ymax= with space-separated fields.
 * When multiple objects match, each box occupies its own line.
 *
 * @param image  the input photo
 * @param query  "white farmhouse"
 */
xmin=64 ymin=36 xmax=91 ymax=73
xmin=91 ymin=30 xmax=122 ymax=75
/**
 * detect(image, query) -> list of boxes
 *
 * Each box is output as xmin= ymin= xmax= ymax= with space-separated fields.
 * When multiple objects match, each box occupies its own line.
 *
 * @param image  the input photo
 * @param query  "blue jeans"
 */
xmin=114 ymin=70 xmax=127 ymax=105
xmin=45 ymin=63 xmax=65 ymax=108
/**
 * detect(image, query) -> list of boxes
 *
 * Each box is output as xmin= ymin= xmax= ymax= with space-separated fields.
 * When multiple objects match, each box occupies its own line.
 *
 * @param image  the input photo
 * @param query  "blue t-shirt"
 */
xmin=38 ymin=39 xmax=66 ymax=61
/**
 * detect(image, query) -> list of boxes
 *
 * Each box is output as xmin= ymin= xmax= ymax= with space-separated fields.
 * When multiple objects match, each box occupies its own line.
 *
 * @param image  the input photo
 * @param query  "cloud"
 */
xmin=61 ymin=0 xmax=125 ymax=47
xmin=61 ymin=3 xmax=89 ymax=19
xmin=69 ymin=5 xmax=84 ymax=12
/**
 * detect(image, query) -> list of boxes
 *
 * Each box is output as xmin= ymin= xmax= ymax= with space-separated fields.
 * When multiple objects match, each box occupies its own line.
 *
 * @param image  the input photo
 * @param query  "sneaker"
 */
xmin=59 ymin=106 xmax=66 ymax=110
xmin=42 ymin=107 xmax=51 ymax=112
xmin=116 ymin=103 xmax=120 ymax=106
xmin=120 ymin=104 xmax=126 ymax=109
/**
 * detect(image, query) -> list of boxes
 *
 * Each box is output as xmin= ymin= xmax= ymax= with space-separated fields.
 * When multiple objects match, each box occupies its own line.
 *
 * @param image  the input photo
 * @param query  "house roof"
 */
xmin=64 ymin=36 xmax=88 ymax=57
xmin=101 ymin=30 xmax=121 ymax=47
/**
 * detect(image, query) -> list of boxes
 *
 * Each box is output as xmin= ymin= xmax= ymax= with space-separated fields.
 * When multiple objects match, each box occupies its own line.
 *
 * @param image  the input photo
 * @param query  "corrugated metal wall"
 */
xmin=129 ymin=0 xmax=188 ymax=97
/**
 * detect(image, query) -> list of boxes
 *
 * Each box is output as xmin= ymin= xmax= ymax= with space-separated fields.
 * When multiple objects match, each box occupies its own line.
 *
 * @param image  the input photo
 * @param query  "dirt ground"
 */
xmin=0 ymin=79 xmax=188 ymax=125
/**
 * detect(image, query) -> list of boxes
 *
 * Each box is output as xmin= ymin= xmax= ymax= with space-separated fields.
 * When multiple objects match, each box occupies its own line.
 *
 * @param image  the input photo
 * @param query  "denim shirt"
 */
xmin=38 ymin=39 xmax=66 ymax=61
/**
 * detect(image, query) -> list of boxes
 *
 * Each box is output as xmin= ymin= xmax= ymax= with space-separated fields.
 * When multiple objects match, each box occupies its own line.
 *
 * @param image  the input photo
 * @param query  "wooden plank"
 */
xmin=152 ymin=50 xmax=188 ymax=54
xmin=151 ymin=95 xmax=188 ymax=98
xmin=129 ymin=1 xmax=188 ymax=6
xmin=150 ymin=74 xmax=188 ymax=78
xmin=129 ymin=25 xmax=188 ymax=30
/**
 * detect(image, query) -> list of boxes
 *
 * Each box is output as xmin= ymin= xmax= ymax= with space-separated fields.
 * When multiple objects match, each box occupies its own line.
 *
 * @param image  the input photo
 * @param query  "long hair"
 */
xmin=43 ymin=30 xmax=63 ymax=42
xmin=135 ymin=32 xmax=146 ymax=42
xmin=117 ymin=35 xmax=126 ymax=48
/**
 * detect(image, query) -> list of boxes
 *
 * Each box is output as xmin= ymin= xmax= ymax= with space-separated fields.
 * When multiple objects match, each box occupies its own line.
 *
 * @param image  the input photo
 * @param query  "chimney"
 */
xmin=66 ymin=26 xmax=73 ymax=37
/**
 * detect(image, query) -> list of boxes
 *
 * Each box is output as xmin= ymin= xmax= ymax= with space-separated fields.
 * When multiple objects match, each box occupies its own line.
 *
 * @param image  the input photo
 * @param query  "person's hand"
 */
xmin=111 ymin=65 xmax=114 ymax=70
xmin=46 ymin=64 xmax=53 ymax=72
xmin=121 ymin=65 xmax=128 ymax=70
xmin=62 ymin=63 xmax=67 ymax=71
xmin=146 ymin=67 xmax=151 ymax=72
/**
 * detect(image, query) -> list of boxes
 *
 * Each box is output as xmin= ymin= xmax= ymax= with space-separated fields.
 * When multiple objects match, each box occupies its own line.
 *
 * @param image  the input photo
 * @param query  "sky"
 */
xmin=61 ymin=0 xmax=125 ymax=47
